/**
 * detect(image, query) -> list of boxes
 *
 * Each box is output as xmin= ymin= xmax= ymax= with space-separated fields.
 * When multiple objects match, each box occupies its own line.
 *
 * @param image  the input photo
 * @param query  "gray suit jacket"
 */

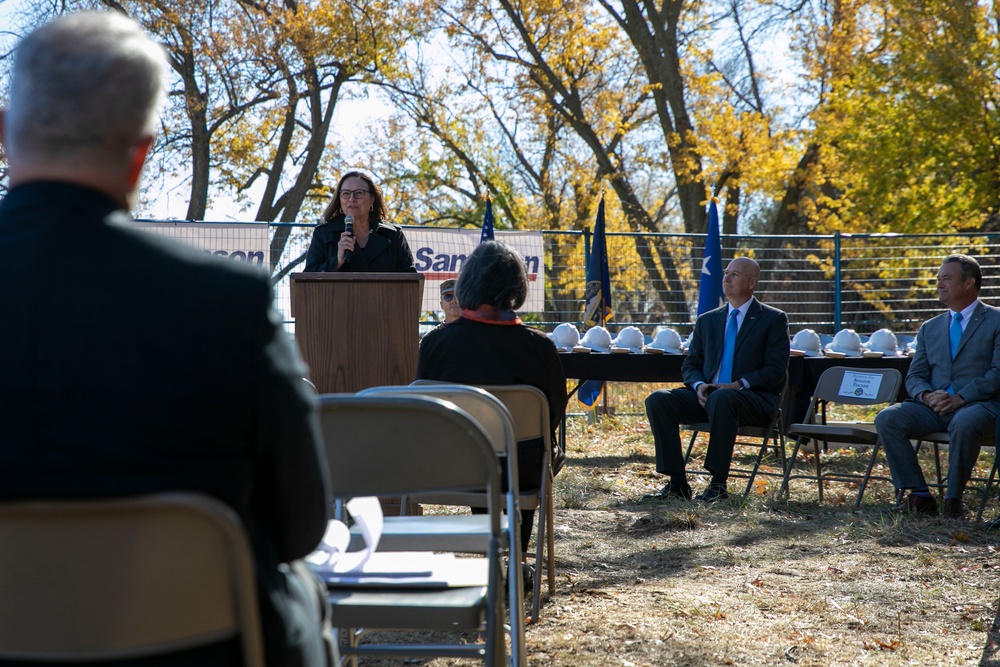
xmin=907 ymin=300 xmax=1000 ymax=408
xmin=682 ymin=297 xmax=789 ymax=411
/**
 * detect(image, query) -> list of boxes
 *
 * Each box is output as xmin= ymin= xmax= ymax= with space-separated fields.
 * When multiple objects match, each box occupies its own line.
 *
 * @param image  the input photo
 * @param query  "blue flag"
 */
xmin=579 ymin=195 xmax=612 ymax=407
xmin=697 ymin=198 xmax=724 ymax=315
xmin=480 ymin=197 xmax=495 ymax=243
xmin=582 ymin=196 xmax=612 ymax=328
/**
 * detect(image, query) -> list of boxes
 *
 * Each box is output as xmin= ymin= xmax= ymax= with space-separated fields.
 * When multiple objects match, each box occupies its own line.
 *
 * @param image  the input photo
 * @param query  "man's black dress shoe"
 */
xmin=695 ymin=484 xmax=730 ymax=502
xmin=642 ymin=480 xmax=692 ymax=501
xmin=893 ymin=493 xmax=938 ymax=515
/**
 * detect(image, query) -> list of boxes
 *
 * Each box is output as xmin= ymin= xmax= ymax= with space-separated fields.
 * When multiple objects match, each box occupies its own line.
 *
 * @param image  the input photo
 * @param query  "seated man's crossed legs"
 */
xmin=875 ymin=400 xmax=994 ymax=519
xmin=644 ymin=386 xmax=774 ymax=502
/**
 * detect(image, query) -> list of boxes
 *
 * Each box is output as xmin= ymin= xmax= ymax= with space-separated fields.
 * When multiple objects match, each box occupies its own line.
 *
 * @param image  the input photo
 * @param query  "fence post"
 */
xmin=834 ymin=230 xmax=842 ymax=331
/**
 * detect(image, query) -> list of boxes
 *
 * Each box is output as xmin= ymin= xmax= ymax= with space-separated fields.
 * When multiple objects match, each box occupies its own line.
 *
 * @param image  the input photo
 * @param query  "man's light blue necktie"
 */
xmin=950 ymin=312 xmax=963 ymax=359
xmin=717 ymin=309 xmax=739 ymax=384
xmin=948 ymin=312 xmax=963 ymax=394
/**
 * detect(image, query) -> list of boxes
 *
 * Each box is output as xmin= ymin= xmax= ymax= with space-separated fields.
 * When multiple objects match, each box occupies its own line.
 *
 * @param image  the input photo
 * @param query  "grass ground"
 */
xmin=351 ymin=408 xmax=1000 ymax=666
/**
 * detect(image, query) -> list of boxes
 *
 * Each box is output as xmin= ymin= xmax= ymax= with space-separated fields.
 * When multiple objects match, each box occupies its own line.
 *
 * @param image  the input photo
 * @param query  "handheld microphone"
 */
xmin=343 ymin=215 xmax=355 ymax=262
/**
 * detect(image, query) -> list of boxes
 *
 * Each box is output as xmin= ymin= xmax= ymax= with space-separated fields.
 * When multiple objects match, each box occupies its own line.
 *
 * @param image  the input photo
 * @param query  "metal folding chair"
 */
xmin=473 ymin=384 xmax=555 ymax=623
xmin=780 ymin=366 xmax=903 ymax=507
xmin=412 ymin=380 xmax=556 ymax=622
xmin=317 ymin=394 xmax=507 ymax=666
xmin=356 ymin=384 xmax=525 ymax=665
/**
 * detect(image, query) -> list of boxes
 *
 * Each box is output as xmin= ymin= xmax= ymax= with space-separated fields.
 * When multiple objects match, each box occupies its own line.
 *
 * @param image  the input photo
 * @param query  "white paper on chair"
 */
xmin=306 ymin=496 xmax=383 ymax=572
xmin=317 ymin=552 xmax=476 ymax=587
xmin=344 ymin=496 xmax=383 ymax=556
xmin=305 ymin=496 xmax=475 ymax=586
xmin=837 ymin=371 xmax=882 ymax=400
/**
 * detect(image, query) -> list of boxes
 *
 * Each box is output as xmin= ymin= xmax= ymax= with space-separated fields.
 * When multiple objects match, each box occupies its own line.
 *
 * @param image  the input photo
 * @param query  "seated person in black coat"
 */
xmin=0 ymin=12 xmax=332 ymax=667
xmin=304 ymin=171 xmax=416 ymax=273
xmin=417 ymin=242 xmax=567 ymax=555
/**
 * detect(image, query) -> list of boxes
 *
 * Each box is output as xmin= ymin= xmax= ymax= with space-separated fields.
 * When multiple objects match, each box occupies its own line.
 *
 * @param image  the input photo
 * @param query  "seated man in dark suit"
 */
xmin=0 ymin=13 xmax=332 ymax=667
xmin=875 ymin=254 xmax=1000 ymax=520
xmin=644 ymin=257 xmax=789 ymax=501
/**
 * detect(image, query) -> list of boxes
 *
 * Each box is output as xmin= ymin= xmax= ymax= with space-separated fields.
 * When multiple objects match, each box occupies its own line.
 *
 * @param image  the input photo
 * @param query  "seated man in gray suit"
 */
xmin=875 ymin=254 xmax=1000 ymax=519
xmin=644 ymin=257 xmax=789 ymax=501
xmin=0 ymin=13 xmax=332 ymax=666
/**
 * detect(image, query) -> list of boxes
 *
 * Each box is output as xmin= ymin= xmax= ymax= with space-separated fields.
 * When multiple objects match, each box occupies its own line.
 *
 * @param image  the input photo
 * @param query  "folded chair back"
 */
xmin=0 ymin=493 xmax=264 ymax=666
xmin=361 ymin=384 xmax=517 ymax=457
xmin=318 ymin=394 xmax=499 ymax=500
xmin=808 ymin=366 xmax=903 ymax=413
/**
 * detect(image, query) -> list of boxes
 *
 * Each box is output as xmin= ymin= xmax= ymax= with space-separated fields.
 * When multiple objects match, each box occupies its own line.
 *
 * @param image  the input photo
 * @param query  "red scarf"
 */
xmin=460 ymin=305 xmax=522 ymax=325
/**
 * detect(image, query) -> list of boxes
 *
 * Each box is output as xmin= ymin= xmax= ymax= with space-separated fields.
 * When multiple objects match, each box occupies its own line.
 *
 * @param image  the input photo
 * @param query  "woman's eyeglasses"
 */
xmin=340 ymin=189 xmax=370 ymax=200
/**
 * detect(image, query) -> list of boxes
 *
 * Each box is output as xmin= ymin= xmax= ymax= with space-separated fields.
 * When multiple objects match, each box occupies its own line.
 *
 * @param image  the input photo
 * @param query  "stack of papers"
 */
xmin=306 ymin=497 xmax=486 ymax=587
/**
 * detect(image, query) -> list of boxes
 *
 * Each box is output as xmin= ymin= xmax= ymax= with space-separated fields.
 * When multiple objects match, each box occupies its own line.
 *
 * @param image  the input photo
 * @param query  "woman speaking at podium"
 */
xmin=304 ymin=172 xmax=416 ymax=273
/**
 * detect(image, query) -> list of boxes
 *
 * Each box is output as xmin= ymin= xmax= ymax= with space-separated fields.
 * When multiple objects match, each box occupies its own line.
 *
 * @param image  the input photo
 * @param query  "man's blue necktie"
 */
xmin=950 ymin=312 xmax=964 ymax=359
xmin=948 ymin=312 xmax=963 ymax=395
xmin=717 ymin=309 xmax=740 ymax=384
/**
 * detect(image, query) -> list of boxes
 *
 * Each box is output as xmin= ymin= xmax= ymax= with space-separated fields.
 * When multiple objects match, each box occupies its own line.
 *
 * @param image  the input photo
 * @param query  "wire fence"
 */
xmin=136 ymin=220 xmax=1000 ymax=414
xmin=139 ymin=221 xmax=1000 ymax=338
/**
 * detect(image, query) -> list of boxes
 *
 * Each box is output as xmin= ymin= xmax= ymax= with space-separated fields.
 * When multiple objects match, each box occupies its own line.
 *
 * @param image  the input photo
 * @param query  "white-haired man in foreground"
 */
xmin=0 ymin=12 xmax=332 ymax=666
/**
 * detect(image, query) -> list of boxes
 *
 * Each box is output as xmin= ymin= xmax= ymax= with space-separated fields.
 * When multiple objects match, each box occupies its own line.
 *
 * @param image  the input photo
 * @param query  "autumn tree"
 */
xmin=810 ymin=0 xmax=1000 ymax=234
xmin=2 ymin=0 xmax=425 ymax=274
xmin=372 ymin=0 xmax=808 ymax=322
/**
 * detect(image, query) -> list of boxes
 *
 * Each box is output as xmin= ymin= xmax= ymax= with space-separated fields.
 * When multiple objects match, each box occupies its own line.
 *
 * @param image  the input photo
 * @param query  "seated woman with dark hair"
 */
xmin=304 ymin=171 xmax=416 ymax=273
xmin=417 ymin=241 xmax=567 ymax=561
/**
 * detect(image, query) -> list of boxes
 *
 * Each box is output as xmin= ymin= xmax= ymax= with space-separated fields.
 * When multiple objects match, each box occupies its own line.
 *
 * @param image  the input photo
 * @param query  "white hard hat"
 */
xmin=649 ymin=327 xmax=684 ymax=354
xmin=790 ymin=329 xmax=822 ymax=357
xmin=865 ymin=328 xmax=899 ymax=356
xmin=580 ymin=326 xmax=613 ymax=352
xmin=826 ymin=328 xmax=863 ymax=356
xmin=613 ymin=326 xmax=645 ymax=353
xmin=550 ymin=323 xmax=581 ymax=349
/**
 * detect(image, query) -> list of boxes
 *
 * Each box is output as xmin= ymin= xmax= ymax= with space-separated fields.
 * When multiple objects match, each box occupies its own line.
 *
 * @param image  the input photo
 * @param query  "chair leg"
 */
xmin=780 ymin=437 xmax=805 ymax=498
xmin=546 ymin=470 xmax=555 ymax=596
xmin=486 ymin=576 xmax=506 ymax=667
xmin=932 ymin=442 xmax=944 ymax=498
xmin=683 ymin=430 xmax=699 ymax=464
xmin=777 ymin=431 xmax=787 ymax=479
xmin=530 ymin=524 xmax=542 ymax=623
xmin=529 ymin=466 xmax=552 ymax=623
xmin=975 ymin=455 xmax=998 ymax=522
xmin=505 ymin=510 xmax=526 ymax=667
xmin=814 ymin=441 xmax=824 ymax=503
xmin=853 ymin=441 xmax=882 ymax=510
xmin=741 ymin=432 xmax=773 ymax=499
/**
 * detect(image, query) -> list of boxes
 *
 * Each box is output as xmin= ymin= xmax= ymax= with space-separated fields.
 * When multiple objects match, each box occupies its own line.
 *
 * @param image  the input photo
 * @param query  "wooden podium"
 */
xmin=290 ymin=272 xmax=425 ymax=394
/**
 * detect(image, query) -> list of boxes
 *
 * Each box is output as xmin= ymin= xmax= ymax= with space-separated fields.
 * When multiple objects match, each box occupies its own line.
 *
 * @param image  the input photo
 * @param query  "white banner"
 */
xmin=129 ymin=222 xmax=545 ymax=313
xmin=133 ymin=221 xmax=270 ymax=272
xmin=407 ymin=228 xmax=546 ymax=312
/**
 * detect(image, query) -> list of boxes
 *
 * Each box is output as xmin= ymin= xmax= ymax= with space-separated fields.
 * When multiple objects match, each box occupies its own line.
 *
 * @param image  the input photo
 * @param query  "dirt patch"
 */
xmin=355 ymin=414 xmax=1000 ymax=666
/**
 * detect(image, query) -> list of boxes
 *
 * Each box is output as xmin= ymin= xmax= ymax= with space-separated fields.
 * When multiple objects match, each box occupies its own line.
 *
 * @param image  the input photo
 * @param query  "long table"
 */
xmin=558 ymin=352 xmax=912 ymax=426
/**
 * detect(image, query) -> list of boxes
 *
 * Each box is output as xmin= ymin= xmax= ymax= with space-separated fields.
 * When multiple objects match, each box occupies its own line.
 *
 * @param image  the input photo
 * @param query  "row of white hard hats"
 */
xmin=791 ymin=327 xmax=914 ymax=357
xmin=551 ymin=323 xmax=912 ymax=358
xmin=548 ymin=324 xmax=688 ymax=354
